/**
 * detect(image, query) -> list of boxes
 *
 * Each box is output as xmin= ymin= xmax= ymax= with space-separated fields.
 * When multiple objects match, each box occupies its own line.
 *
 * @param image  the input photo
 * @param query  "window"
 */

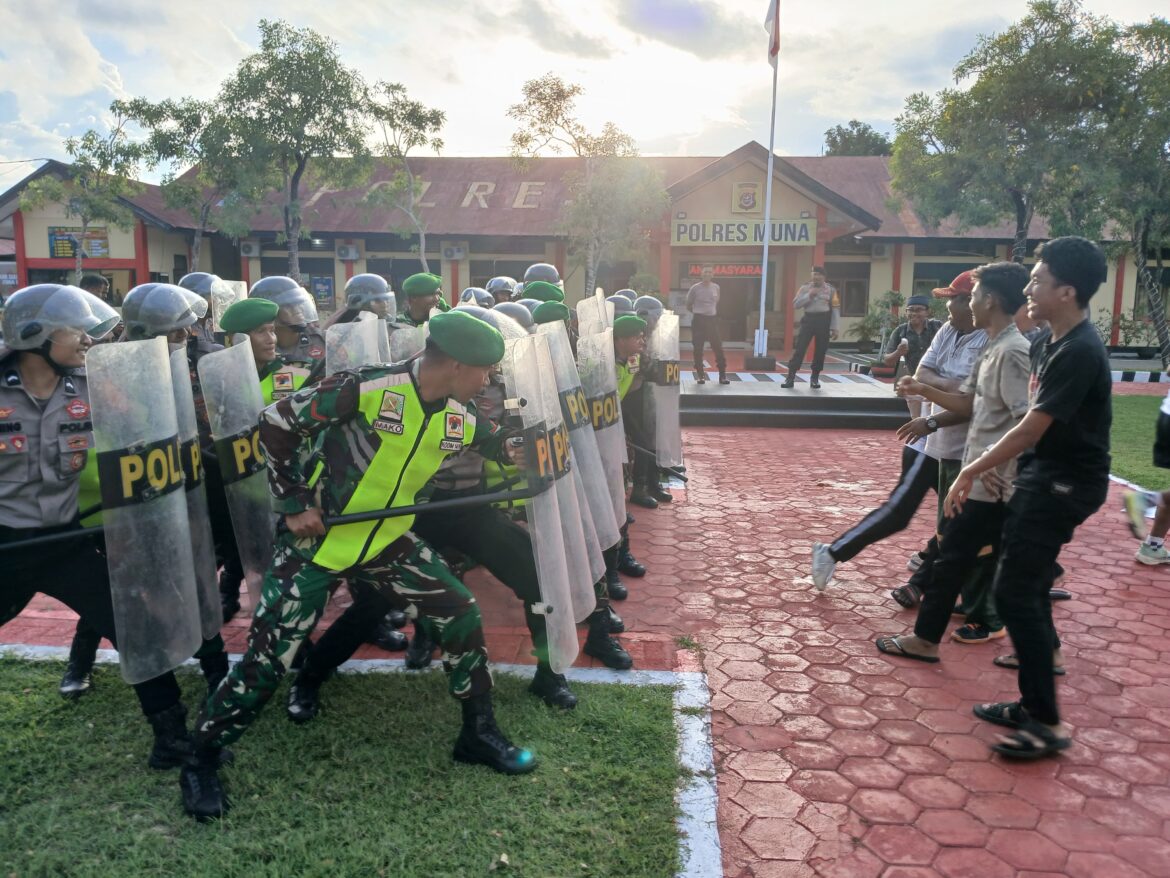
xmin=840 ymin=279 xmax=869 ymax=317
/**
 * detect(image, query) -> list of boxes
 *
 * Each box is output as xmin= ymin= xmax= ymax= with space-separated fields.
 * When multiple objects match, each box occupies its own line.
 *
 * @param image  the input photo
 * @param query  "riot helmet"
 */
xmin=485 ymin=276 xmax=518 ymax=303
xmin=249 ymin=276 xmax=319 ymax=327
xmin=457 ymin=304 xmax=527 ymax=342
xmin=615 ymin=288 xmax=637 ymax=303
xmin=523 ymin=263 xmax=561 ymax=286
xmin=344 ymin=273 xmax=396 ymax=318
xmin=633 ymin=295 xmax=664 ymax=329
xmin=121 ymin=283 xmax=208 ymax=341
xmin=492 ymin=301 xmax=535 ymax=331
xmin=606 ymin=295 xmax=634 ymax=316
xmin=1 ymin=284 xmax=120 ymax=350
xmin=459 ymin=287 xmax=494 ymax=309
xmin=178 ymin=272 xmax=230 ymax=301
xmin=516 ymin=298 xmax=542 ymax=316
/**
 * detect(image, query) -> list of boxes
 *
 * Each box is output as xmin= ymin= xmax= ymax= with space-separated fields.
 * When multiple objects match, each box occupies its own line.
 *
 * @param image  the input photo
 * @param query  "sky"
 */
xmin=0 ymin=0 xmax=1162 ymax=191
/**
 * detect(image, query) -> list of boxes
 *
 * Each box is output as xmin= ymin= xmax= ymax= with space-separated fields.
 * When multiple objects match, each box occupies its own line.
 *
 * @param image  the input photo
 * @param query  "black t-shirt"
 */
xmin=1016 ymin=320 xmax=1112 ymax=508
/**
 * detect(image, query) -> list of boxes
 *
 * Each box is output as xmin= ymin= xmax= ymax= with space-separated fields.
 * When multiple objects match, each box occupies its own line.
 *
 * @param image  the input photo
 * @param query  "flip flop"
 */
xmin=993 ymin=653 xmax=1066 ymax=675
xmin=1050 ymin=588 xmax=1072 ymax=601
xmin=890 ymin=584 xmax=922 ymax=609
xmin=992 ymin=721 xmax=1072 ymax=760
xmin=875 ymin=635 xmax=939 ymax=663
xmin=973 ymin=701 xmax=1028 ymax=729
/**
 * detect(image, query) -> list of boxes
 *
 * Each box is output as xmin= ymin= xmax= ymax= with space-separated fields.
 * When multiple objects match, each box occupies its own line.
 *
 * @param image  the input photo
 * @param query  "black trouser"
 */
xmin=690 ymin=314 xmax=726 ymax=374
xmin=302 ymin=495 xmax=549 ymax=678
xmin=830 ymin=447 xmax=938 ymax=563
xmin=787 ymin=311 xmax=832 ymax=375
xmin=621 ymin=383 xmax=657 ymax=488
xmin=0 ymin=523 xmax=181 ymax=716
xmin=914 ymin=500 xmax=1006 ymax=643
xmin=994 ymin=487 xmax=1100 ymax=725
xmin=203 ymin=450 xmax=243 ymax=581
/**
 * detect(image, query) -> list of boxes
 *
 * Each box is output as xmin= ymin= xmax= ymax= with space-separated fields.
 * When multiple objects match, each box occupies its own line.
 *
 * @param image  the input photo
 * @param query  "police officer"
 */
xmin=523 ymin=263 xmax=562 ymax=289
xmin=493 ymin=301 xmax=535 ymax=331
xmin=460 ymin=287 xmax=495 ymax=309
xmin=399 ymin=273 xmax=445 ymax=326
xmin=180 ymin=310 xmax=538 ymax=821
xmin=486 ymin=276 xmax=517 ymax=305
xmin=248 ymin=276 xmax=326 ymax=364
xmin=327 ymin=273 xmax=396 ymax=326
xmin=0 ymin=284 xmax=208 ymax=768
xmin=178 ymin=272 xmax=234 ymax=347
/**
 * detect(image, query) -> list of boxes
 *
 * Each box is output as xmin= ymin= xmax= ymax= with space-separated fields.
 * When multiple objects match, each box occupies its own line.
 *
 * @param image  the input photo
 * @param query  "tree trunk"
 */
xmin=286 ymin=159 xmax=307 ymax=282
xmin=191 ymin=203 xmax=211 ymax=271
xmin=1009 ymin=191 xmax=1034 ymax=264
xmin=584 ymin=238 xmax=598 ymax=300
xmin=417 ymin=227 xmax=430 ymax=274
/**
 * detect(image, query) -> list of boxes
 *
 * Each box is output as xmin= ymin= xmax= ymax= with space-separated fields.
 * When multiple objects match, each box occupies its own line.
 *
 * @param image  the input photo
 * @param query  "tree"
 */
xmin=890 ymin=1 xmax=1128 ymax=261
xmin=21 ymin=114 xmax=145 ymax=282
xmin=365 ymin=81 xmax=445 ymax=273
xmin=115 ymin=96 xmax=266 ymax=271
xmin=217 ymin=19 xmax=370 ymax=280
xmin=1103 ymin=18 xmax=1170 ymax=366
xmin=508 ymin=74 xmax=665 ymax=295
xmin=823 ymin=120 xmax=892 ymax=156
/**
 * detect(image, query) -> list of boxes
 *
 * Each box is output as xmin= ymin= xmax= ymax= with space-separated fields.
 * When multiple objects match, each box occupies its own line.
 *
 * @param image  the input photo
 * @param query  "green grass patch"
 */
xmin=1111 ymin=395 xmax=1164 ymax=489
xmin=0 ymin=659 xmax=682 ymax=878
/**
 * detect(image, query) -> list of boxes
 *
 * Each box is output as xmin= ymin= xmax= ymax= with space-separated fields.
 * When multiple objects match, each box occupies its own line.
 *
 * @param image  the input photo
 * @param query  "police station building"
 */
xmin=1 ymin=142 xmax=1164 ymax=351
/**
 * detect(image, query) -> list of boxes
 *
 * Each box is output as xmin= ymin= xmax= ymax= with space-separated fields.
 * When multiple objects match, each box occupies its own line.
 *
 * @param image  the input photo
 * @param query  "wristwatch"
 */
xmin=925 ymin=416 xmax=939 ymax=433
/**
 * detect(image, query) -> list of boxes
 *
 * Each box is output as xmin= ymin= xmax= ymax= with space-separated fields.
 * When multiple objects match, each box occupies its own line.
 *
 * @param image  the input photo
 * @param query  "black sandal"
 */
xmin=973 ymin=701 xmax=1028 ymax=729
xmin=890 ymin=583 xmax=922 ymax=609
xmin=875 ymin=635 xmax=939 ymax=663
xmin=992 ymin=721 xmax=1071 ymax=760
xmin=993 ymin=653 xmax=1066 ymax=676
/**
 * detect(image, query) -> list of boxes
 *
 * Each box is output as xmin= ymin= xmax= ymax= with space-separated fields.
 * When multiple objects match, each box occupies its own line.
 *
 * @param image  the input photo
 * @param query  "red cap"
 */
xmin=932 ymin=270 xmax=977 ymax=298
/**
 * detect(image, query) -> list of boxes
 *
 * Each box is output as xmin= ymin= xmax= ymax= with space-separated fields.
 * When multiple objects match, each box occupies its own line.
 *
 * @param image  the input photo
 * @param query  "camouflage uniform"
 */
xmin=192 ymin=361 xmax=506 ymax=750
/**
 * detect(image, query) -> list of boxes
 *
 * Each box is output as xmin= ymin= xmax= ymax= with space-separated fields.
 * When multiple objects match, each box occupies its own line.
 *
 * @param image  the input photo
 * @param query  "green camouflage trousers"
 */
xmin=193 ymin=529 xmax=492 ymax=750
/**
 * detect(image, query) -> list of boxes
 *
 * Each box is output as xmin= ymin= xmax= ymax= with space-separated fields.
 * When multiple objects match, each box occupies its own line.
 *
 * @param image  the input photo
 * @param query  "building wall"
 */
xmin=20 ymin=204 xmax=136 ymax=260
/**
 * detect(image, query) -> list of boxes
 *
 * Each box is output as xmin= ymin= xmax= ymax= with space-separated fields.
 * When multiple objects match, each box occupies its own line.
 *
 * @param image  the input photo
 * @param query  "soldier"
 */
xmin=486 ymin=276 xmax=517 ymax=305
xmin=399 ymin=273 xmax=444 ymax=326
xmin=180 ymin=311 xmax=538 ymax=821
xmin=0 ymin=284 xmax=208 ymax=768
xmin=248 ymin=276 xmax=326 ymax=364
xmin=615 ymin=314 xmax=669 ymax=510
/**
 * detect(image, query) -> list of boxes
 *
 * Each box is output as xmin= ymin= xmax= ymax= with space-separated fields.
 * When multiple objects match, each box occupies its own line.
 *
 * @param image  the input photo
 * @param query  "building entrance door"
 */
xmin=716 ymin=277 xmax=755 ymax=343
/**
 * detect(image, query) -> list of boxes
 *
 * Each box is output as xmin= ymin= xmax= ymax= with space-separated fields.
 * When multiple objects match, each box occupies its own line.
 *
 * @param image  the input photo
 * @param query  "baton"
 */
xmin=624 ymin=441 xmax=689 ymax=483
xmin=0 ymin=527 xmax=106 ymax=552
xmin=322 ymin=479 xmax=552 ymax=527
xmin=78 ymin=503 xmax=102 ymax=520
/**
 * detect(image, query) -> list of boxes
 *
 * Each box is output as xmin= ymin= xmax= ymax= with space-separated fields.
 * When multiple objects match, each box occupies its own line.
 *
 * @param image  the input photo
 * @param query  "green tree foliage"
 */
xmin=365 ymin=82 xmax=445 ymax=273
xmin=217 ymin=19 xmax=370 ymax=280
xmin=508 ymin=74 xmax=667 ymax=295
xmin=114 ymin=96 xmax=266 ymax=272
xmin=21 ymin=115 xmax=144 ymax=283
xmin=823 ymin=120 xmax=892 ymax=156
xmin=890 ymin=1 xmax=1128 ymax=262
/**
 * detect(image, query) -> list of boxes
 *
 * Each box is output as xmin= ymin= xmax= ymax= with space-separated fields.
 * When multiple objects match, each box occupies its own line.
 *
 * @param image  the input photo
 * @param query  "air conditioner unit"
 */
xmin=442 ymin=246 xmax=466 ymax=260
xmin=336 ymin=245 xmax=360 ymax=261
xmin=239 ymin=241 xmax=261 ymax=258
xmin=871 ymin=243 xmax=891 ymax=259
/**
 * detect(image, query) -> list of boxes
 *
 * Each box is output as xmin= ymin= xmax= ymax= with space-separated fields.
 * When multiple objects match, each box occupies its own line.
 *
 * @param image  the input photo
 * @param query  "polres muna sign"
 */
xmin=671 ymin=219 xmax=815 ymax=247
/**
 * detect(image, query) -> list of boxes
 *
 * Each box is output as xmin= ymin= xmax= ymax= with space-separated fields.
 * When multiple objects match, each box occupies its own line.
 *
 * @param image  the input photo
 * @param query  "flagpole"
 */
xmin=755 ymin=43 xmax=779 ymax=359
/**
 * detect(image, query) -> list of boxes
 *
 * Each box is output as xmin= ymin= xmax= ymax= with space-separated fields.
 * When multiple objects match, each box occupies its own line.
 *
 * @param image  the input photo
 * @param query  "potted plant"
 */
xmin=847 ymin=308 xmax=885 ymax=354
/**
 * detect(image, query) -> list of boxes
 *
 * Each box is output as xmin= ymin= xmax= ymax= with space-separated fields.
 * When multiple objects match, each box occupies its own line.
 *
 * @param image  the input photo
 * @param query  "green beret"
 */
xmin=220 ymin=298 xmax=279 ymax=333
xmin=523 ymin=280 xmax=564 ymax=303
xmin=533 ymin=301 xmax=571 ymax=325
xmin=429 ymin=310 xmax=505 ymax=366
xmin=613 ymin=315 xmax=647 ymax=339
xmin=402 ymin=273 xmax=443 ymax=298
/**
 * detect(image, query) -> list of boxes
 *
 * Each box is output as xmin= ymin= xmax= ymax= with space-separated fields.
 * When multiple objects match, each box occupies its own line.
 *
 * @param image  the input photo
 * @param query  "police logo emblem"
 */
xmin=70 ymin=451 xmax=86 ymax=471
xmin=373 ymin=389 xmax=406 ymax=433
xmin=738 ymin=190 xmax=756 ymax=210
xmin=273 ymin=371 xmax=294 ymax=391
xmin=0 ymin=407 xmax=14 ymax=419
xmin=445 ymin=412 xmax=464 ymax=440
xmin=67 ymin=435 xmax=89 ymax=450
xmin=66 ymin=399 xmax=90 ymax=420
xmin=309 ymin=345 xmax=325 ymax=359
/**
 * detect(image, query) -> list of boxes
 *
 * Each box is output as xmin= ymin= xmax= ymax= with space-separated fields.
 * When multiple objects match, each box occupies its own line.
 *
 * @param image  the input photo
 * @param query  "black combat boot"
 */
xmin=286 ymin=669 xmax=328 ymax=723
xmin=605 ymin=568 xmax=628 ymax=601
xmin=781 ymin=374 xmax=796 ymax=388
xmin=218 ymin=568 xmax=242 ymax=623
xmin=647 ymin=481 xmax=673 ymax=504
xmin=370 ymin=615 xmax=409 ymax=651
xmin=147 ymin=703 xmax=196 ymax=769
xmin=584 ymin=612 xmax=633 ymax=670
xmin=454 ymin=693 xmax=538 ymax=774
xmin=199 ymin=650 xmax=230 ymax=696
xmin=809 ymin=372 xmax=822 ymax=389
xmin=618 ymin=550 xmax=646 ymax=578
xmin=180 ymin=748 xmax=230 ymax=821
xmin=718 ymin=371 xmax=731 ymax=385
xmin=405 ymin=626 xmax=437 ymax=669
xmin=528 ymin=664 xmax=577 ymax=709
xmin=606 ymin=605 xmax=625 ymax=634
xmin=628 ymin=485 xmax=658 ymax=509
xmin=386 ymin=609 xmax=408 ymax=629
xmin=59 ymin=624 xmax=101 ymax=699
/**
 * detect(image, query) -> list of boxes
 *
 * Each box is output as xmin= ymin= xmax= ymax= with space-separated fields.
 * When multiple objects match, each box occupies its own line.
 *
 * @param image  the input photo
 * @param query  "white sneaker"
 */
xmin=1135 ymin=542 xmax=1170 ymax=565
xmin=906 ymin=552 xmax=925 ymax=572
xmin=811 ymin=542 xmax=836 ymax=591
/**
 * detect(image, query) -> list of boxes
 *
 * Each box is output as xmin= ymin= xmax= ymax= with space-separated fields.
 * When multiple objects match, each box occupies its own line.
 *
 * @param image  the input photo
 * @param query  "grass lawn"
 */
xmin=1111 ymin=394 xmax=1164 ymax=489
xmin=0 ymin=660 xmax=682 ymax=878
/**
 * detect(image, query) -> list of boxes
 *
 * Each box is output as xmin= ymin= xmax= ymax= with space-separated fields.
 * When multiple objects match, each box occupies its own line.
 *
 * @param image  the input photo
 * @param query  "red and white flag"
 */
xmin=764 ymin=0 xmax=781 ymax=68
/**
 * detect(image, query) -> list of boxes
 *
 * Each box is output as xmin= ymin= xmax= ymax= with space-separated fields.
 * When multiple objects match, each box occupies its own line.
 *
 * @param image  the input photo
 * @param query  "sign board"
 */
xmin=310 ymin=276 xmax=334 ymax=307
xmin=731 ymin=182 xmax=761 ymax=214
xmin=685 ymin=263 xmax=764 ymax=279
xmin=671 ymin=219 xmax=815 ymax=248
xmin=48 ymin=226 xmax=110 ymax=259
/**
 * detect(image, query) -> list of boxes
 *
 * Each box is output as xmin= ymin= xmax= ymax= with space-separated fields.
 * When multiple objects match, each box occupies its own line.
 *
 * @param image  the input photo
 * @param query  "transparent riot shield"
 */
xmin=500 ymin=336 xmax=586 ymax=672
xmin=539 ymin=322 xmax=622 ymax=553
xmin=576 ymin=329 xmax=627 ymax=529
xmin=576 ymin=290 xmax=613 ymax=338
xmin=648 ymin=312 xmax=683 ymax=467
xmin=171 ymin=348 xmax=222 ymax=640
xmin=211 ymin=281 xmax=247 ymax=334
xmin=88 ymin=338 xmax=203 ymax=683
xmin=326 ymin=314 xmax=382 ymax=375
xmin=197 ymin=342 xmax=275 ymax=605
xmin=388 ymin=323 xmax=427 ymax=361
xmin=376 ymin=318 xmax=392 ymax=363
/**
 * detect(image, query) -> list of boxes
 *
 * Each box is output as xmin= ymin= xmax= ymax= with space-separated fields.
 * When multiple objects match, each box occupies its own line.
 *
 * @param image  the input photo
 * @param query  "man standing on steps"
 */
xmin=782 ymin=267 xmax=839 ymax=389
xmin=686 ymin=266 xmax=729 ymax=385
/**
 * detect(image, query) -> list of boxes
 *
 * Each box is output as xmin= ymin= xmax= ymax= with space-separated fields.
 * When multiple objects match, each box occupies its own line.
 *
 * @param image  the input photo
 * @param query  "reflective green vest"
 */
xmin=78 ymin=455 xmax=103 ymax=527
xmin=312 ymin=373 xmax=476 ymax=571
xmin=259 ymin=359 xmax=313 ymax=406
xmin=617 ymin=360 xmax=636 ymax=400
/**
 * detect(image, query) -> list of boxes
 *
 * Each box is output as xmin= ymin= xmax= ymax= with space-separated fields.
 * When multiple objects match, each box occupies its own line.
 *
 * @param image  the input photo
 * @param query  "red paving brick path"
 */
xmin=5 ymin=425 xmax=1170 ymax=877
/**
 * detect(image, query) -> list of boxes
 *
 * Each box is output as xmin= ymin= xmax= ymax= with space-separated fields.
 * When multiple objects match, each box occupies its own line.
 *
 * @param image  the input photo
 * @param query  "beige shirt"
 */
xmin=959 ymin=324 xmax=1032 ymax=502
xmin=686 ymin=281 xmax=720 ymax=317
